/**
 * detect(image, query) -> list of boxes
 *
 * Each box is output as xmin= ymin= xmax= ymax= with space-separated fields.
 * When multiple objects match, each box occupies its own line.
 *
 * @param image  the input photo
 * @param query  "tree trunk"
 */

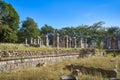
xmin=112 ymin=37 xmax=116 ymax=57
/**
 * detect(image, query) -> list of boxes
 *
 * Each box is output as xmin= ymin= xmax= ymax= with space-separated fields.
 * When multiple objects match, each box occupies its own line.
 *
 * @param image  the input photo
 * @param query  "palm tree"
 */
xmin=95 ymin=28 xmax=107 ymax=54
xmin=89 ymin=21 xmax=105 ymax=48
xmin=76 ymin=25 xmax=90 ymax=48
xmin=107 ymin=27 xmax=120 ymax=57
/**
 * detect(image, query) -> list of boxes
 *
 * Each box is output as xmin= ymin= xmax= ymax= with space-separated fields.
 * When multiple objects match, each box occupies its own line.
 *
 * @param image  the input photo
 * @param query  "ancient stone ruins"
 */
xmin=0 ymin=32 xmax=120 ymax=79
xmin=24 ymin=31 xmax=120 ymax=50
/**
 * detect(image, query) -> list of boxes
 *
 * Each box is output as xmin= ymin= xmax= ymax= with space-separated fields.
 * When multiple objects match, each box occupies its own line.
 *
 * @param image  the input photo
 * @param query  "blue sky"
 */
xmin=4 ymin=0 xmax=120 ymax=29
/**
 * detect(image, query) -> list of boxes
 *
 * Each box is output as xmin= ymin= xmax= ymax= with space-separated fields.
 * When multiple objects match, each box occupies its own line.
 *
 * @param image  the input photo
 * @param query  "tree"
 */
xmin=89 ymin=21 xmax=105 ymax=39
xmin=89 ymin=21 xmax=105 ymax=48
xmin=41 ymin=24 xmax=54 ymax=35
xmin=59 ymin=27 xmax=76 ymax=38
xmin=40 ymin=24 xmax=54 ymax=45
xmin=0 ymin=0 xmax=19 ymax=42
xmin=107 ymin=27 xmax=119 ymax=57
xmin=95 ymin=27 xmax=107 ymax=52
xmin=18 ymin=17 xmax=40 ymax=43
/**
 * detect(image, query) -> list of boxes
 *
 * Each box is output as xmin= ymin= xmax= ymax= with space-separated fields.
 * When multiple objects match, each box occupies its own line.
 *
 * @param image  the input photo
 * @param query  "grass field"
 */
xmin=0 ymin=43 xmax=80 ymax=51
xmin=0 ymin=43 xmax=120 ymax=80
xmin=0 ymin=56 xmax=119 ymax=80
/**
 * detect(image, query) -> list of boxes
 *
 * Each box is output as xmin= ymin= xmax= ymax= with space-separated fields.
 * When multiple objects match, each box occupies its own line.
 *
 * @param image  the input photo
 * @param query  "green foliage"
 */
xmin=59 ymin=27 xmax=76 ymax=37
xmin=0 ymin=0 xmax=19 ymax=43
xmin=89 ymin=21 xmax=105 ymax=39
xmin=106 ymin=27 xmax=120 ymax=57
xmin=41 ymin=24 xmax=54 ymax=35
xmin=40 ymin=24 xmax=54 ymax=45
xmin=58 ymin=22 xmax=106 ymax=44
xmin=107 ymin=26 xmax=120 ymax=37
xmin=96 ymin=39 xmax=103 ymax=53
xmin=18 ymin=17 xmax=40 ymax=43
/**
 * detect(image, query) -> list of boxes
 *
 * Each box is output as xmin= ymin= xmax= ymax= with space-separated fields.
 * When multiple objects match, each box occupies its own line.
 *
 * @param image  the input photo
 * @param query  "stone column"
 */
xmin=106 ymin=39 xmax=108 ymax=49
xmin=62 ymin=37 xmax=65 ymax=47
xmin=107 ymin=38 xmax=111 ymax=49
xmin=33 ymin=38 xmax=36 ymax=45
xmin=101 ymin=41 xmax=104 ymax=49
xmin=53 ymin=30 xmax=56 ymax=47
xmin=118 ymin=39 xmax=120 ymax=49
xmin=37 ymin=37 xmax=40 ymax=45
xmin=39 ymin=38 xmax=41 ymax=47
xmin=72 ymin=37 xmax=76 ymax=48
xmin=109 ymin=40 xmax=114 ymax=49
xmin=54 ymin=32 xmax=59 ymax=48
xmin=77 ymin=39 xmax=81 ymax=48
xmin=84 ymin=39 xmax=87 ymax=48
xmin=65 ymin=35 xmax=68 ymax=48
xmin=30 ymin=37 xmax=33 ymax=45
xmin=45 ymin=35 xmax=49 ymax=47
xmin=92 ymin=40 xmax=95 ymax=49
xmin=56 ymin=33 xmax=59 ymax=48
xmin=25 ymin=38 xmax=28 ymax=45
xmin=74 ymin=37 xmax=77 ymax=48
xmin=59 ymin=38 xmax=62 ymax=47
xmin=81 ymin=39 xmax=84 ymax=48
xmin=41 ymin=40 xmax=43 ymax=46
xmin=69 ymin=38 xmax=72 ymax=48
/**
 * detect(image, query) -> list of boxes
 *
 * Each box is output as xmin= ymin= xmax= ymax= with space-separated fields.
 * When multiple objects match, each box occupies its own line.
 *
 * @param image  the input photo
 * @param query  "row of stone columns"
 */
xmin=53 ymin=33 xmax=86 ymax=48
xmin=25 ymin=37 xmax=42 ymax=47
xmin=25 ymin=34 xmax=88 ymax=48
xmin=25 ymin=33 xmax=100 ymax=49
xmin=105 ymin=38 xmax=120 ymax=49
xmin=25 ymin=35 xmax=50 ymax=47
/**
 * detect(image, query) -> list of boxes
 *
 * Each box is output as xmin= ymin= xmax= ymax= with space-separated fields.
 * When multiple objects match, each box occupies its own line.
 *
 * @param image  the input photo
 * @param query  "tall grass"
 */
xmin=0 ymin=56 xmax=119 ymax=80
xmin=0 ymin=43 xmax=80 ymax=51
xmin=0 ymin=43 xmax=53 ymax=51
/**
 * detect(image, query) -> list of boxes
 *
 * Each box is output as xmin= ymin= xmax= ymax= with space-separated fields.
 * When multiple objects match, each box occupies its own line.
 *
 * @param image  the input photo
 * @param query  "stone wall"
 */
xmin=0 ymin=49 xmax=102 ymax=72
xmin=65 ymin=64 xmax=117 ymax=78
xmin=0 ymin=54 xmax=79 ymax=72
xmin=0 ymin=49 xmax=103 ymax=58
xmin=0 ymin=49 xmax=80 ymax=57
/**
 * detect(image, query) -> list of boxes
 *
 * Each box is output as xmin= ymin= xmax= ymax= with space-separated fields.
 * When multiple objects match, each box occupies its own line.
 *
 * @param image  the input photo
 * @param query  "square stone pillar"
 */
xmin=69 ymin=38 xmax=72 ymax=48
xmin=65 ymin=35 xmax=68 ymax=48
xmin=30 ymin=37 xmax=33 ymax=45
xmin=56 ymin=33 xmax=60 ymax=48
xmin=45 ymin=35 xmax=49 ymax=47
xmin=81 ymin=39 xmax=84 ymax=48
xmin=72 ymin=37 xmax=76 ymax=48
xmin=33 ymin=38 xmax=36 ymax=45
xmin=53 ymin=32 xmax=59 ymax=48
xmin=92 ymin=40 xmax=96 ymax=49
xmin=39 ymin=38 xmax=41 ymax=47
xmin=25 ymin=38 xmax=28 ymax=45
xmin=118 ymin=39 xmax=120 ymax=49
xmin=37 ymin=38 xmax=40 ymax=45
xmin=84 ymin=39 xmax=87 ymax=48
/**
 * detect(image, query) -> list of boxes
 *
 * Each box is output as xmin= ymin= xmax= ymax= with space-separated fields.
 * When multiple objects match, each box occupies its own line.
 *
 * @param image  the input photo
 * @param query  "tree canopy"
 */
xmin=40 ymin=24 xmax=54 ymax=45
xmin=0 ymin=0 xmax=19 ymax=42
xmin=18 ymin=17 xmax=40 ymax=43
xmin=40 ymin=24 xmax=54 ymax=35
